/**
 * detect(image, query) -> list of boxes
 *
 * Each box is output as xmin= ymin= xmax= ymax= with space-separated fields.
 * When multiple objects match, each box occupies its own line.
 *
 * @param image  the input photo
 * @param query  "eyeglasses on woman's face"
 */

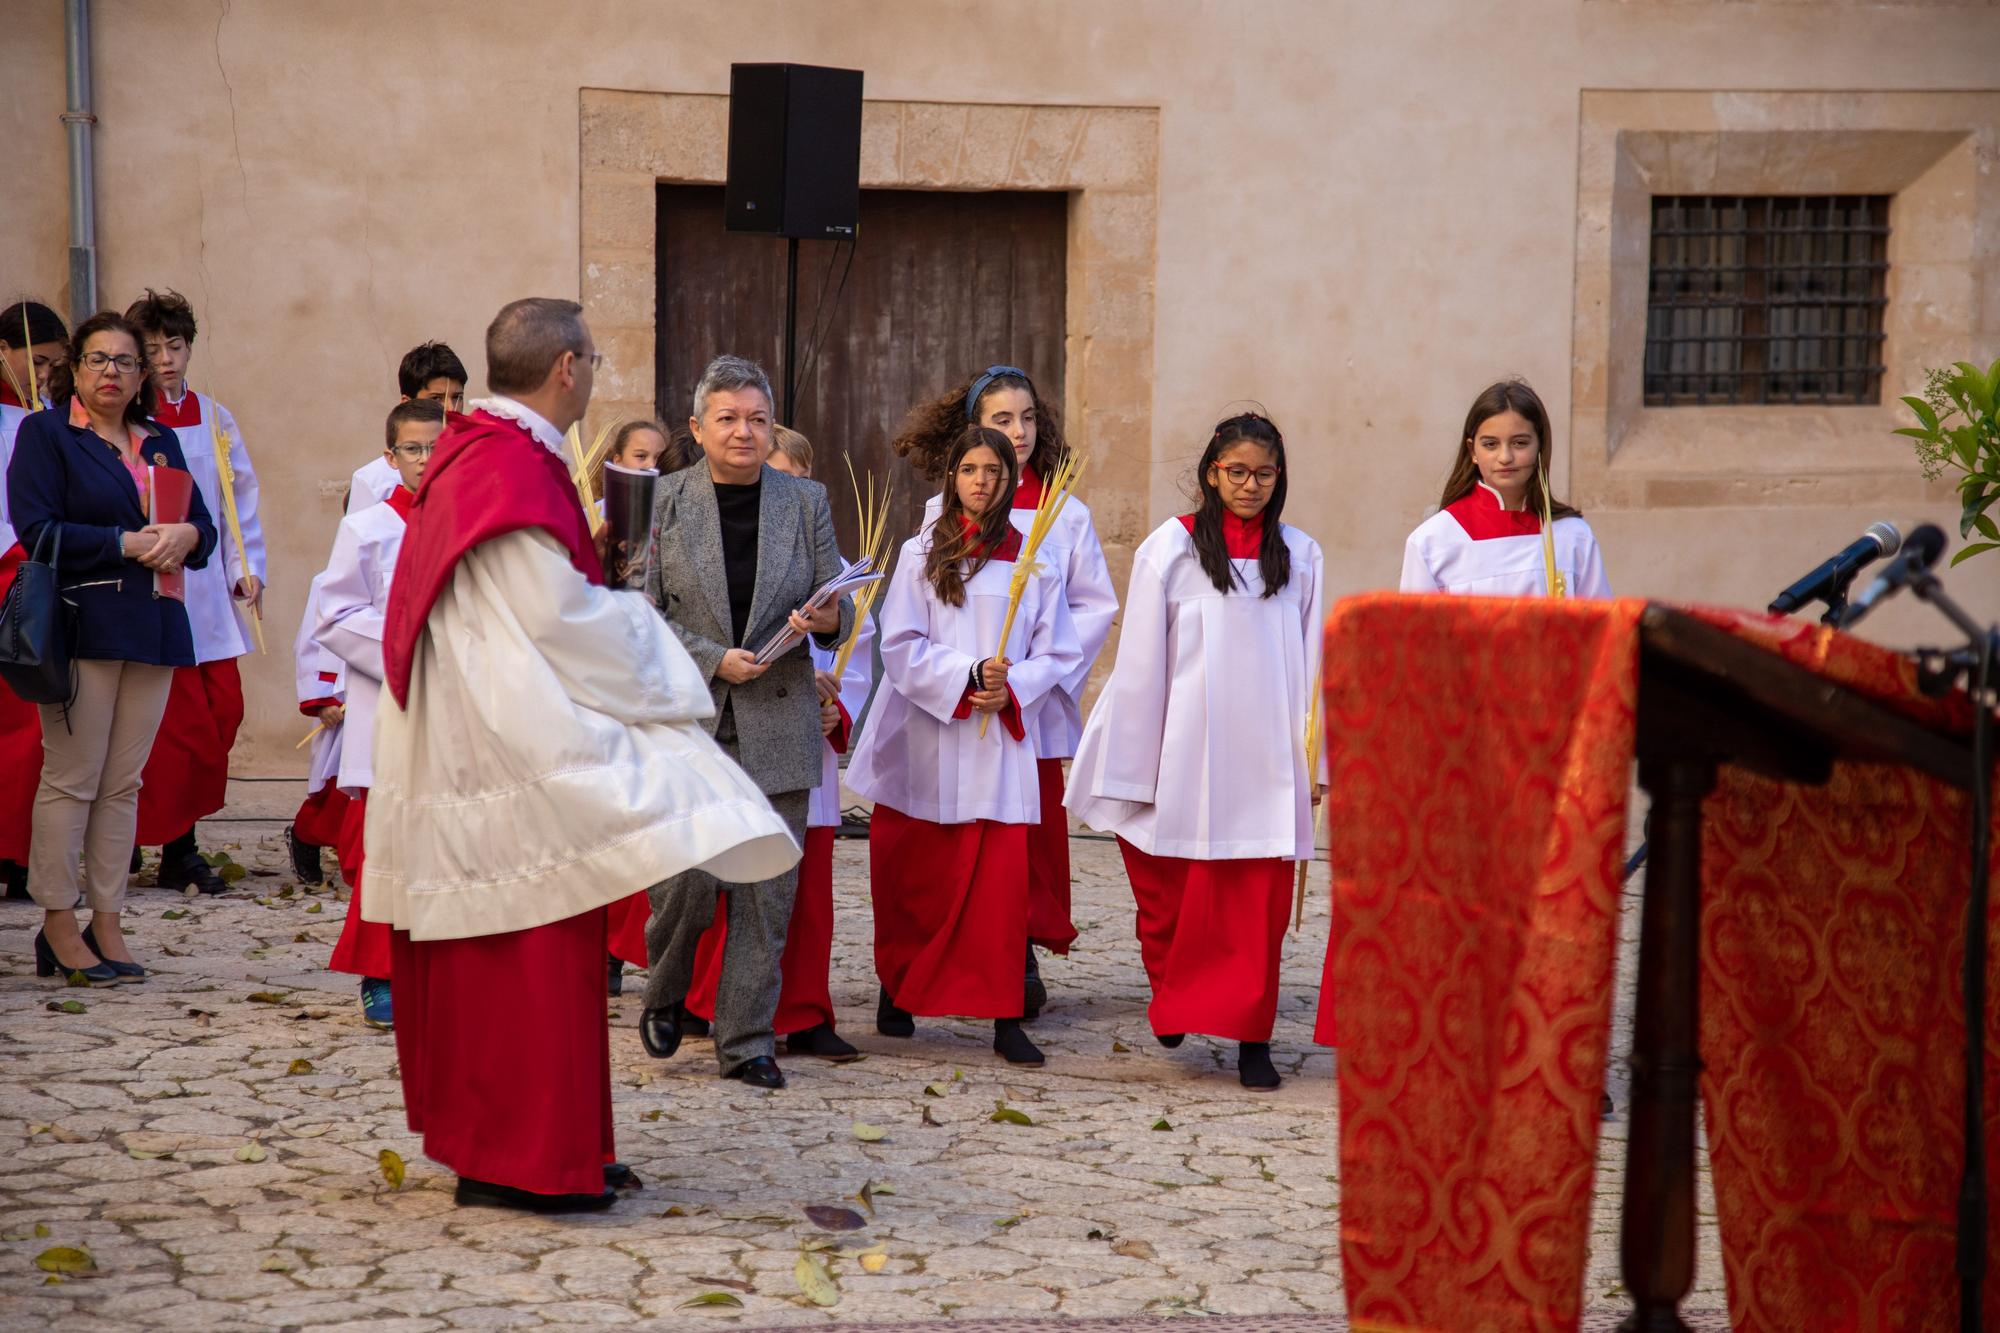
xmin=81 ymin=352 xmax=143 ymax=376
xmin=1213 ymin=464 xmax=1281 ymax=488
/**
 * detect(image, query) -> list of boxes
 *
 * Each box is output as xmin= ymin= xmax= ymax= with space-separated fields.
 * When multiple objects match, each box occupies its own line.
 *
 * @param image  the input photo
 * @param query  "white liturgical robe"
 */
xmin=1399 ymin=482 xmax=1612 ymax=598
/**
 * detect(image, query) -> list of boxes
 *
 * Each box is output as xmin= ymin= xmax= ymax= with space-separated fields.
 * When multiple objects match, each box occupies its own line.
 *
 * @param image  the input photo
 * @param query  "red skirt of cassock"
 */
xmin=1311 ymin=905 xmax=1337 ymax=1048
xmin=389 ymin=908 xmax=614 ymax=1196
xmin=686 ymin=825 xmax=838 ymax=1034
xmin=293 ymin=785 xmax=350 ymax=850
xmin=1025 ymin=758 xmax=1077 ymax=954
xmin=605 ymin=890 xmax=651 ymax=969
xmin=1118 ymin=838 xmax=1291 ymax=1043
xmin=870 ymin=804 xmax=1027 ymax=1019
xmin=328 ymin=791 xmax=393 ymax=979
xmin=0 ymin=546 xmax=41 ymax=863
xmin=135 ymin=657 xmax=245 ymax=844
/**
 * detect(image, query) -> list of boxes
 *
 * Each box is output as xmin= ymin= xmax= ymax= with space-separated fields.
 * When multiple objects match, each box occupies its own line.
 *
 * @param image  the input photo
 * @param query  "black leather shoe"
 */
xmin=638 ymin=1002 xmax=683 ymax=1059
xmin=604 ymin=1162 xmax=640 ymax=1189
xmin=33 ymin=930 xmax=117 ymax=984
xmin=1023 ymin=943 xmax=1047 ymax=1022
xmin=1238 ymin=1041 xmax=1280 ymax=1091
xmin=994 ymin=1018 xmax=1045 ymax=1067
xmin=454 ymin=1176 xmax=616 ymax=1213
xmin=1 ymin=860 xmax=28 ymax=901
xmin=606 ymin=953 xmax=624 ymax=997
xmin=723 ymin=1056 xmax=786 ymax=1089
xmin=286 ymin=824 xmax=323 ymax=884
xmin=875 ymin=986 xmax=914 ymax=1038
xmin=1156 ymin=1032 xmax=1185 ymax=1049
xmin=682 ymin=1013 xmax=710 ymax=1037
xmin=785 ymin=1022 xmax=860 ymax=1062
xmin=158 ymin=852 xmax=226 ymax=895
xmin=80 ymin=926 xmax=146 ymax=980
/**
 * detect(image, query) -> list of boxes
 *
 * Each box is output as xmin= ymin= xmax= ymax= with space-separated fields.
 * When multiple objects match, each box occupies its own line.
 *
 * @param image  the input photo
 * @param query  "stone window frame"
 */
xmin=1571 ymin=91 xmax=1997 ymax=511
xmin=578 ymin=89 xmax=1160 ymax=556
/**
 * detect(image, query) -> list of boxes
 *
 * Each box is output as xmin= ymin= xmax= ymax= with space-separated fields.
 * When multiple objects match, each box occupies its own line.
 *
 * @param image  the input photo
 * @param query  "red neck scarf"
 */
xmin=382 ymin=409 xmax=603 ymax=706
xmin=1178 ymin=509 xmax=1267 ymax=558
xmin=1444 ymin=482 xmax=1542 ymax=541
xmin=152 ymin=387 xmax=201 ymax=429
xmin=1013 ymin=466 xmax=1042 ymax=510
xmin=0 ymin=379 xmax=23 ymax=409
xmin=955 ymin=513 xmax=1023 ymax=562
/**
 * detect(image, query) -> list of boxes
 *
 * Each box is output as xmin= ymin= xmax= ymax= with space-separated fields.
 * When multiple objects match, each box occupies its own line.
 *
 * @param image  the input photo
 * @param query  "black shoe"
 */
xmin=785 ymin=1022 xmax=860 ymax=1063
xmin=33 ymin=930 xmax=117 ymax=984
xmin=1023 ymin=943 xmax=1047 ymax=1022
xmin=682 ymin=1013 xmax=710 ymax=1038
xmin=604 ymin=1162 xmax=640 ymax=1190
xmin=129 ymin=847 xmax=143 ymax=876
xmin=454 ymin=1176 xmax=616 ymax=1213
xmin=286 ymin=824 xmax=323 ymax=884
xmin=80 ymin=926 xmax=146 ymax=980
xmin=1156 ymin=1032 xmax=1185 ymax=1049
xmin=606 ymin=953 xmax=624 ymax=997
xmin=638 ymin=1002 xmax=684 ymax=1059
xmin=158 ymin=852 xmax=226 ymax=895
xmin=1238 ymin=1041 xmax=1280 ymax=1091
xmin=1 ymin=860 xmax=28 ymax=901
xmin=993 ymin=1019 xmax=1045 ymax=1068
xmin=723 ymin=1056 xmax=786 ymax=1089
xmin=875 ymin=987 xmax=914 ymax=1038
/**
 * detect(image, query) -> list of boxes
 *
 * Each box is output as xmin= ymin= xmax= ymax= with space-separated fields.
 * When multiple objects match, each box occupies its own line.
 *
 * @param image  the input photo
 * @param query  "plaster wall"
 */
xmin=2 ymin=0 xmax=1998 ymax=771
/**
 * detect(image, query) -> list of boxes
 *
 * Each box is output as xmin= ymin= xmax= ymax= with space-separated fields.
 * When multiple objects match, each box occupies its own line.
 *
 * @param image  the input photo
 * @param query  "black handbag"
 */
xmin=0 ymin=526 xmax=78 ymax=706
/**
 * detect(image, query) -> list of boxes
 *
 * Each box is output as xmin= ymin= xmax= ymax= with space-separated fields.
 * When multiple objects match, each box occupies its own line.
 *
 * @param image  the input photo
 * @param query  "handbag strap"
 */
xmin=28 ymin=524 xmax=61 ymax=572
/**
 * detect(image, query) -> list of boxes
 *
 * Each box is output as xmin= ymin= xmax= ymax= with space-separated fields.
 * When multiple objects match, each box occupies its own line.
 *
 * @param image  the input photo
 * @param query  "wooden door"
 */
xmin=655 ymin=185 xmax=1068 ymax=561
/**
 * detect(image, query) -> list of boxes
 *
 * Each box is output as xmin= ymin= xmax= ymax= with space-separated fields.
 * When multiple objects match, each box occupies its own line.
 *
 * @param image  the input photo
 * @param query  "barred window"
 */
xmin=1643 ymin=195 xmax=1889 ymax=406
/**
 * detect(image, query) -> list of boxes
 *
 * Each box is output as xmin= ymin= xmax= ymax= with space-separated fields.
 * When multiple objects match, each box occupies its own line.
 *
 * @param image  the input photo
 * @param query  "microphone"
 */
xmin=1768 ymin=521 xmax=1902 ymax=615
xmin=1837 ymin=523 xmax=1947 ymax=629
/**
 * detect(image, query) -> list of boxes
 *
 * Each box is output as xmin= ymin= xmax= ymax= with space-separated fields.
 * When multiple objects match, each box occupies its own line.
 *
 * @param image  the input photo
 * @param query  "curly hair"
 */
xmin=922 ymin=426 xmax=1019 ymax=608
xmin=892 ymin=368 xmax=1066 ymax=486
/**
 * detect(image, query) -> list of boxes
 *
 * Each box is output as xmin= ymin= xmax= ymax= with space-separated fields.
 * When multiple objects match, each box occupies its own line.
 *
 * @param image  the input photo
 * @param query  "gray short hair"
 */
xmin=692 ymin=355 xmax=774 ymax=422
xmin=486 ymin=298 xmax=588 ymax=394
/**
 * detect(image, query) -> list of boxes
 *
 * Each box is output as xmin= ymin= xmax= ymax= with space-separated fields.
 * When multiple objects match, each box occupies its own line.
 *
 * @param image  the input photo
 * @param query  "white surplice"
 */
xmin=315 ymin=494 xmax=407 ymax=797
xmin=922 ymin=487 xmax=1118 ymax=757
xmin=809 ymin=615 xmax=876 ymax=830
xmin=846 ymin=529 xmax=1082 ymax=826
xmin=292 ymin=569 xmax=346 ymax=797
xmin=160 ymin=390 xmax=267 ymax=662
xmin=1400 ymin=482 xmax=1613 ymax=598
xmin=346 ymin=455 xmax=400 ymax=516
xmin=1065 ymin=516 xmax=1324 ymax=860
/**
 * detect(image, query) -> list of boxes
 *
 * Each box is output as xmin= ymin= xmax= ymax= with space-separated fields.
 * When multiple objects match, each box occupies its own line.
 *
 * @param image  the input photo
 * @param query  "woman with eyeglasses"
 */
xmin=4 ymin=311 xmax=217 ymax=983
xmin=1065 ymin=412 xmax=1323 ymax=1091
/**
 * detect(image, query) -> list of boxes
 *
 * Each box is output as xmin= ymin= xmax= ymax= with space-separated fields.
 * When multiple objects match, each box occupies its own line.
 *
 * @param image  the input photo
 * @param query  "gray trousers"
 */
xmin=643 ymin=712 xmax=810 ymax=1074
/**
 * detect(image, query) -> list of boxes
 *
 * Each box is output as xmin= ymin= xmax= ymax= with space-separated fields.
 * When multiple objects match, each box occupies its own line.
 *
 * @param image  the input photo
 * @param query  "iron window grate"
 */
xmin=1643 ymin=195 xmax=1889 ymax=407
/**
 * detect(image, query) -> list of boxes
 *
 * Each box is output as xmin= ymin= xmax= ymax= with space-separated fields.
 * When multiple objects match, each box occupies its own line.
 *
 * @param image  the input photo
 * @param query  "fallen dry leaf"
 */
xmin=920 ymin=1104 xmax=941 ymax=1128
xmin=34 ymin=1246 xmax=94 ymax=1275
xmin=854 ymin=1179 xmax=877 ymax=1217
xmin=923 ymin=1081 xmax=949 ymax=1098
xmin=286 ymin=1059 xmax=314 ymax=1076
xmin=989 ymin=1101 xmax=1034 ymax=1126
xmin=1112 ymin=1040 xmax=1133 ymax=1053
xmin=377 ymin=1148 xmax=406 ymax=1190
xmin=678 ymin=1291 xmax=744 ymax=1309
xmin=803 ymin=1205 xmax=865 ymax=1232
xmin=1112 ymin=1238 xmax=1157 ymax=1260
xmin=793 ymin=1251 xmax=839 ymax=1307
xmin=1151 ymin=1117 xmax=1172 ymax=1132
xmin=245 ymin=992 xmax=289 ymax=1005
xmin=851 ymin=1122 xmax=887 ymax=1142
xmin=859 ymin=1252 xmax=888 ymax=1274
xmin=691 ymin=1274 xmax=755 ymax=1293
xmin=234 ymin=1143 xmax=267 ymax=1163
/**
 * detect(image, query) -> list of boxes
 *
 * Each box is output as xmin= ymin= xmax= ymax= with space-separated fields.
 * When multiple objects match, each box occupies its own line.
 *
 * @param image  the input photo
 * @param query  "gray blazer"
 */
xmin=648 ymin=463 xmax=854 ymax=796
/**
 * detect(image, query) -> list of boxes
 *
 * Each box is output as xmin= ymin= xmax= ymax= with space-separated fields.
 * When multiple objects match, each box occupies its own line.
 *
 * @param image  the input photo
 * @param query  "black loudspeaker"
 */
xmin=725 ymin=64 xmax=864 ymax=239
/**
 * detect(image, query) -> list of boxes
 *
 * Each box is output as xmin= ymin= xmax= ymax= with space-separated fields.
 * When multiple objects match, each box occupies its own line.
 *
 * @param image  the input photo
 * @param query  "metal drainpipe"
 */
xmin=63 ymin=0 xmax=97 ymax=323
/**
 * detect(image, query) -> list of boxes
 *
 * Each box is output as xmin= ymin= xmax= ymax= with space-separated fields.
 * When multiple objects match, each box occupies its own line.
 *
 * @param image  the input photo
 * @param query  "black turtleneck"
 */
xmin=714 ymin=477 xmax=761 ymax=645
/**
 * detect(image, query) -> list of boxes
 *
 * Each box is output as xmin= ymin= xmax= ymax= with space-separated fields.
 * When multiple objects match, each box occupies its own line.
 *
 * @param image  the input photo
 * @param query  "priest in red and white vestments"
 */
xmin=366 ymin=299 xmax=798 ymax=1213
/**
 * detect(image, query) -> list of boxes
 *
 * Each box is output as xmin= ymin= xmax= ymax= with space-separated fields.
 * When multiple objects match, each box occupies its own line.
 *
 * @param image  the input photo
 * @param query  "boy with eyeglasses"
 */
xmin=124 ymin=289 xmax=268 ymax=895
xmin=315 ymin=399 xmax=443 ymax=1028
xmin=347 ymin=342 xmax=468 ymax=516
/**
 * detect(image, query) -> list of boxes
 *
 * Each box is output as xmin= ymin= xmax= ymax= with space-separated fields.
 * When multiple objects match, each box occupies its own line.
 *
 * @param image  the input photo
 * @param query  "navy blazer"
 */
xmin=6 ymin=404 xmax=219 ymax=667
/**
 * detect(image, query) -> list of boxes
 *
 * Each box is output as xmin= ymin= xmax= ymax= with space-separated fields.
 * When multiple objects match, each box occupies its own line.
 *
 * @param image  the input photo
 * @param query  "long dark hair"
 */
xmin=892 ymin=368 xmax=1067 ymax=484
xmin=48 ymin=312 xmax=155 ymax=430
xmin=923 ymin=426 xmax=1019 ymax=607
xmin=1192 ymin=413 xmax=1291 ymax=597
xmin=1437 ymin=379 xmax=1580 ymax=520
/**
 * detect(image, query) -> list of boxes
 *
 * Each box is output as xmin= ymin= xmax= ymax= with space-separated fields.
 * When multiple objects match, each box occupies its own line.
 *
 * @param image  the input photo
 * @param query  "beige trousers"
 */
xmin=30 ymin=658 xmax=174 ymax=914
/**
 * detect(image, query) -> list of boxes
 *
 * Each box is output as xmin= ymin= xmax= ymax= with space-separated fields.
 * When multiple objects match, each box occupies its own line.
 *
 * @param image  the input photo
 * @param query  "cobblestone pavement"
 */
xmin=0 ymin=779 xmax=1725 ymax=1330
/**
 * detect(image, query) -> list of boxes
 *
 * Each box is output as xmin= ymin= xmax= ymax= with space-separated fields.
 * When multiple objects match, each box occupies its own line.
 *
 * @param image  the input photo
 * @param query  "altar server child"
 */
xmin=348 ymin=342 xmax=467 ymax=515
xmin=317 ymin=398 xmax=443 ymax=1028
xmin=1066 ymin=412 xmax=1324 ymax=1091
xmin=127 ymin=289 xmax=268 ymax=895
xmin=0 ymin=300 xmax=65 ymax=410
xmin=894 ymin=366 xmax=1117 ymax=1018
xmin=1398 ymin=378 xmax=1611 ymax=598
xmin=675 ymin=426 xmax=872 ymax=1061
xmin=286 ymin=571 xmax=349 ymax=886
xmin=847 ymin=425 xmax=1081 ymax=1068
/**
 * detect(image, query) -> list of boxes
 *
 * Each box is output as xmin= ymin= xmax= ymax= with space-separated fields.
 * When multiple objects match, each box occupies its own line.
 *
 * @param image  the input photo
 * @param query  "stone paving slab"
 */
xmin=0 ymin=783 xmax=1725 ymax=1330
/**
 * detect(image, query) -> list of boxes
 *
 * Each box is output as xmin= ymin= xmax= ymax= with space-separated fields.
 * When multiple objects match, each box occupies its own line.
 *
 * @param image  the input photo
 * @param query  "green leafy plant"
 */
xmin=1898 ymin=356 xmax=2000 ymax=565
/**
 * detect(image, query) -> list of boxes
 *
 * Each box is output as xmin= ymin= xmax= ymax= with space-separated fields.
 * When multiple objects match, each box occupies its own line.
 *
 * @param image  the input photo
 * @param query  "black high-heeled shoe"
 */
xmin=34 ymin=930 xmax=117 ymax=984
xmin=81 ymin=926 xmax=146 ymax=980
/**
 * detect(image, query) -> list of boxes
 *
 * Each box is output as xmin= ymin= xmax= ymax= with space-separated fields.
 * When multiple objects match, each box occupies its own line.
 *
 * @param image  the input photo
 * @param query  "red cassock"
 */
xmin=135 ymin=657 xmax=244 ymax=845
xmin=327 ymin=791 xmax=392 ymax=979
xmin=291 ymin=785 xmax=350 ymax=850
xmin=685 ymin=826 xmax=839 ymax=1034
xmin=870 ymin=805 xmax=1029 ymax=1018
xmin=605 ymin=890 xmax=650 ymax=970
xmin=1025 ymin=757 xmax=1076 ymax=953
xmin=1119 ymin=839 xmax=1291 ymax=1042
xmin=0 ymin=545 xmax=41 ymax=863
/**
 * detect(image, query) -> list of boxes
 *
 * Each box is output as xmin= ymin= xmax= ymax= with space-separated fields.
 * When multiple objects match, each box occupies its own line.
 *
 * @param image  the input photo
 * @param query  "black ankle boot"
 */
xmin=993 ymin=1019 xmax=1044 ymax=1067
xmin=1023 ymin=943 xmax=1046 ymax=1022
xmin=875 ymin=987 xmax=914 ymax=1038
xmin=1 ymin=860 xmax=27 ymax=901
xmin=1238 ymin=1041 xmax=1280 ymax=1091
xmin=1156 ymin=1032 xmax=1185 ymax=1048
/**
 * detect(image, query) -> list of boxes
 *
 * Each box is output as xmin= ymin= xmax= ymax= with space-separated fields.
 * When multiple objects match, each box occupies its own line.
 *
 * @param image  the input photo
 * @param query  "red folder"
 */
xmin=148 ymin=465 xmax=193 ymax=602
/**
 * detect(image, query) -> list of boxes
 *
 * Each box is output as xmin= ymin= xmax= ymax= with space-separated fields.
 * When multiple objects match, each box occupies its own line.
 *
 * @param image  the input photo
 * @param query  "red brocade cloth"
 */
xmin=135 ymin=658 xmax=244 ymax=844
xmin=0 ymin=546 xmax=40 ymax=862
xmin=685 ymin=826 xmax=840 ymax=1035
xmin=1321 ymin=593 xmax=2000 ymax=1332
